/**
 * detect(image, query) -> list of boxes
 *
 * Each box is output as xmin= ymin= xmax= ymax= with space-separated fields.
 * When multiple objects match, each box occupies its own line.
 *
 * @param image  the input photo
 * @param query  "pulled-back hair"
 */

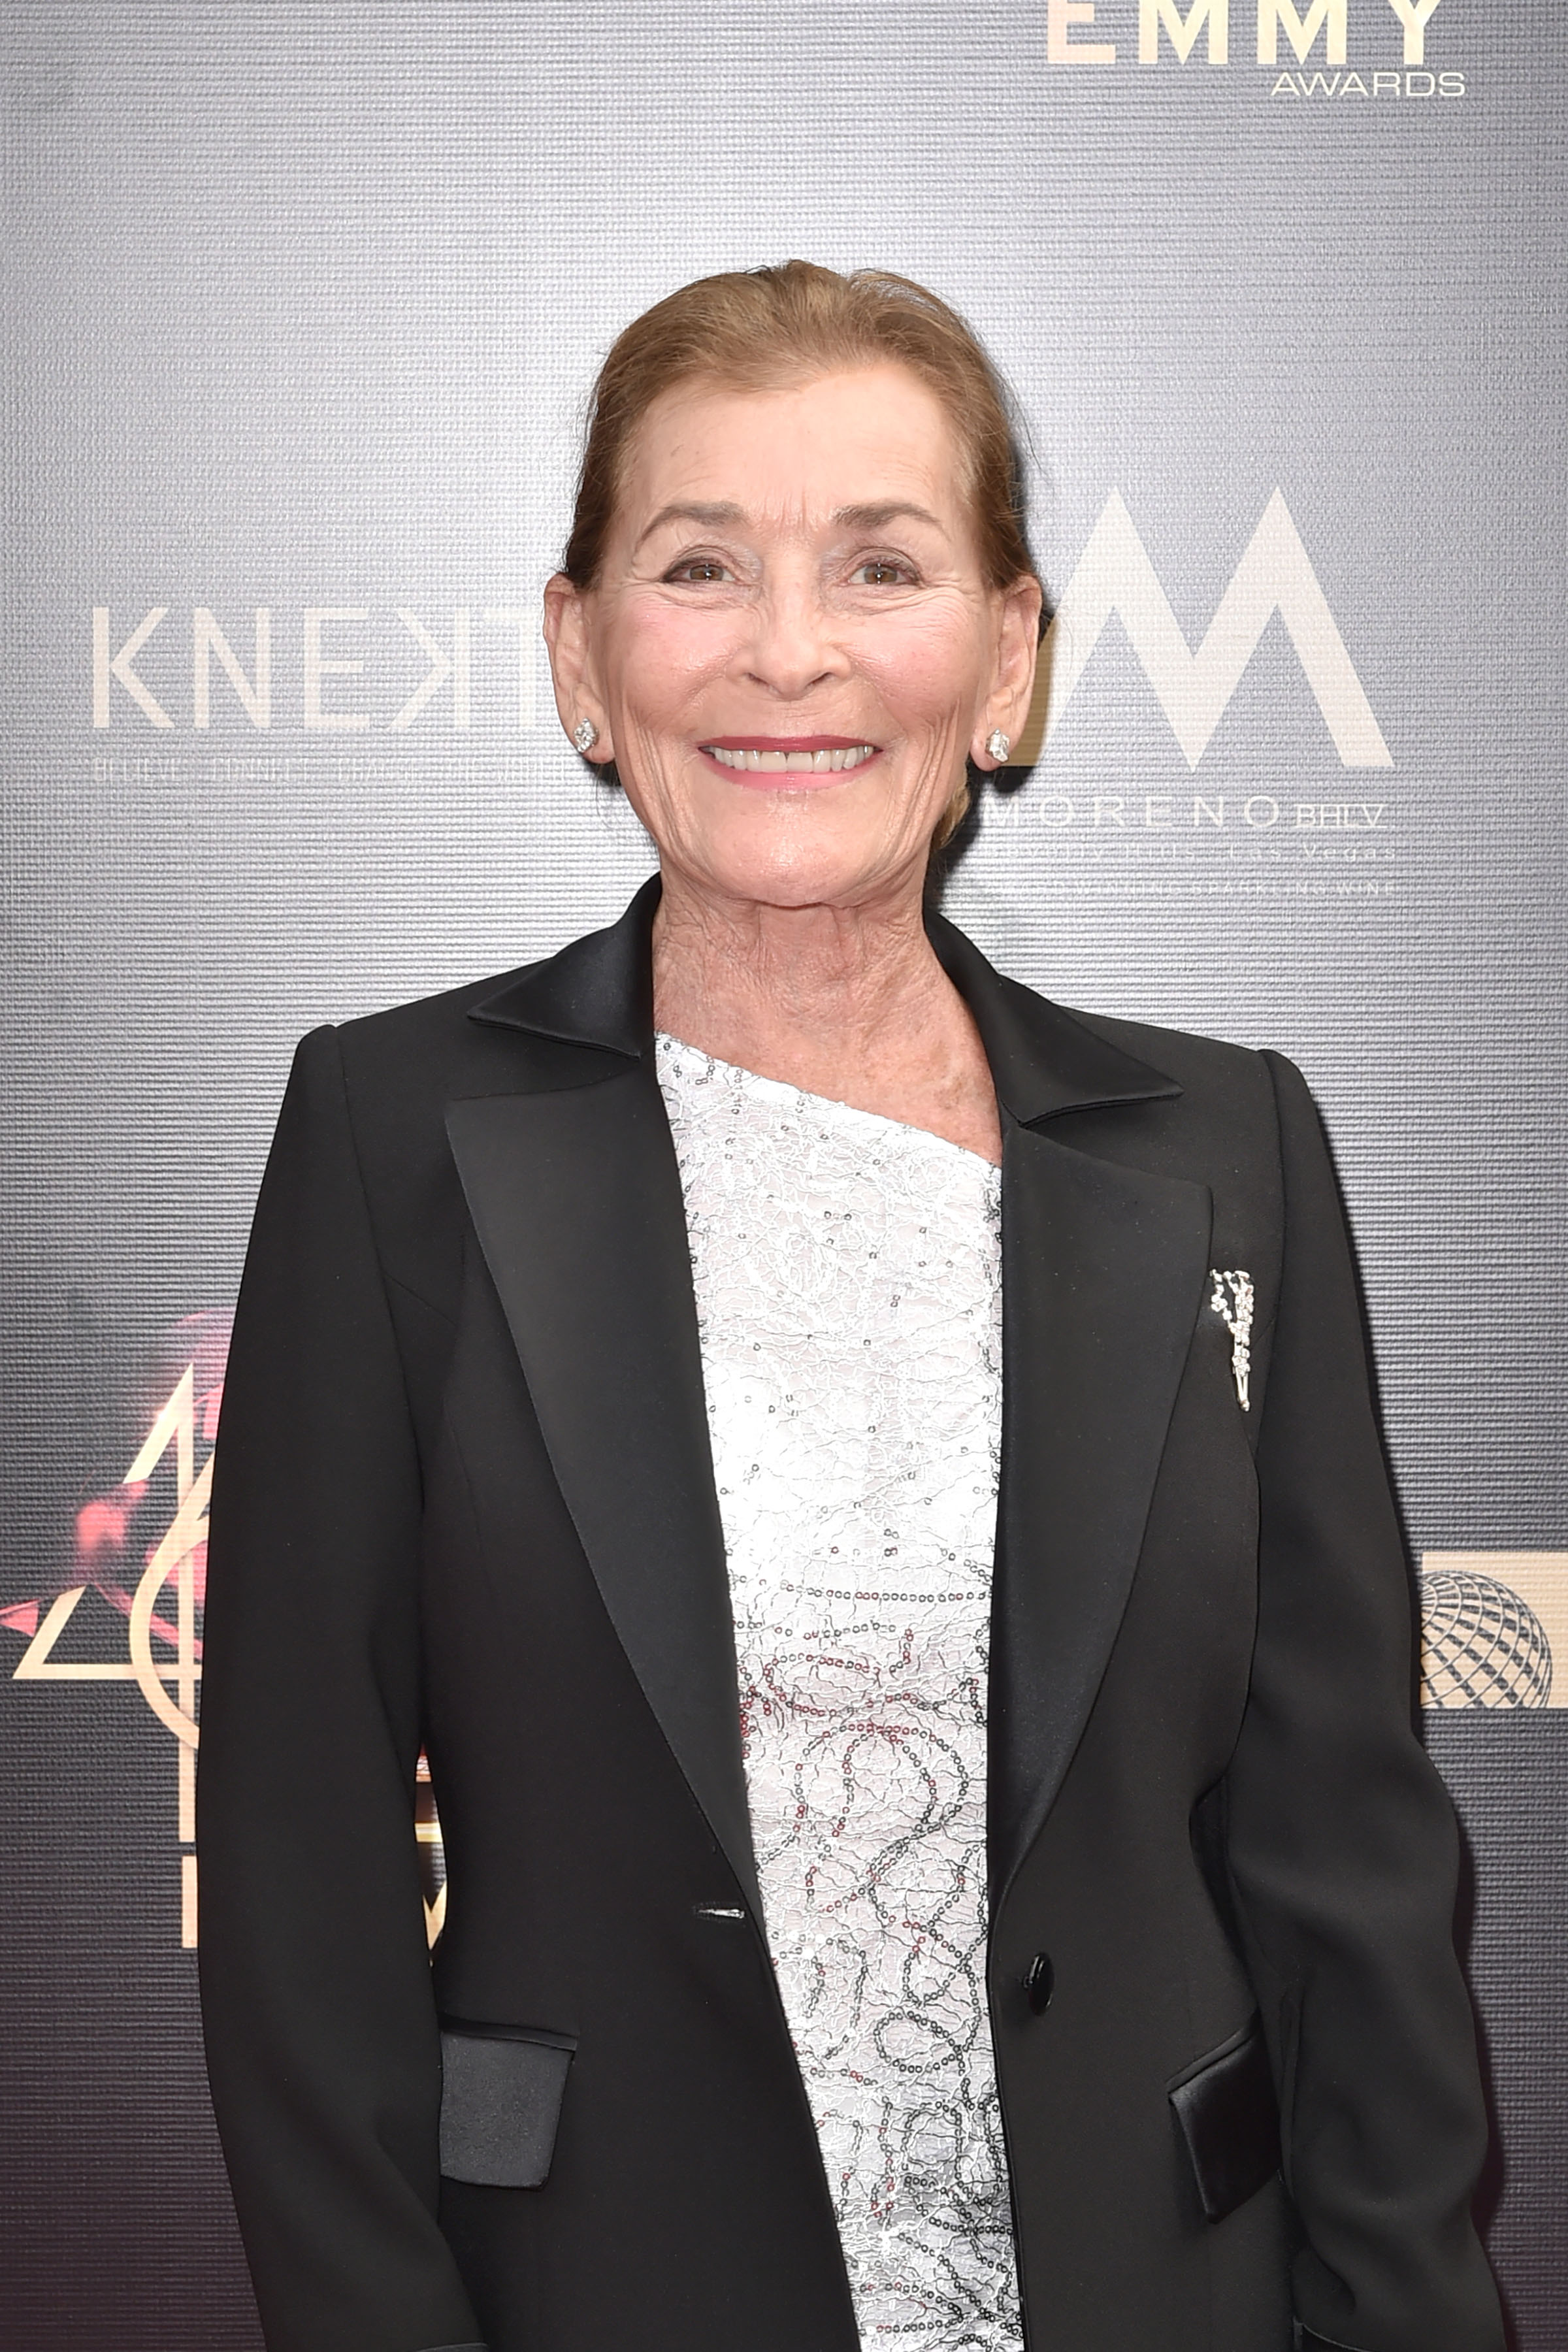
xmin=562 ymin=262 xmax=1040 ymax=848
xmin=564 ymin=261 xmax=1036 ymax=595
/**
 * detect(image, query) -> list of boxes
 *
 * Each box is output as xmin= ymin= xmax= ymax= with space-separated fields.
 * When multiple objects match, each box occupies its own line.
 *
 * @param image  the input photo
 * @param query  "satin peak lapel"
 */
xmin=990 ymin=1119 xmax=1213 ymax=1901
xmin=446 ymin=1068 xmax=761 ymax=1919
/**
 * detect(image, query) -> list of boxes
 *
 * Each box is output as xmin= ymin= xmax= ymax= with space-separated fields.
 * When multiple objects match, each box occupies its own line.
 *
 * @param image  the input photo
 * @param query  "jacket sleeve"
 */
xmin=1222 ymin=1051 xmax=1503 ymax=2352
xmin=198 ymin=1027 xmax=487 ymax=2352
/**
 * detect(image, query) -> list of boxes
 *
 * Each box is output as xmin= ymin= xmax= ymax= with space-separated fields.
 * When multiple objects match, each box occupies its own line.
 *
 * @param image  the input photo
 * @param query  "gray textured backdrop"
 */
xmin=1 ymin=3 xmax=1562 ymax=2344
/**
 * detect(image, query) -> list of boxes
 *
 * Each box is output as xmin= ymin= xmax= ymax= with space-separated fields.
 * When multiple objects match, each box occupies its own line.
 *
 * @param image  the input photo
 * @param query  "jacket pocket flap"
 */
xmin=1168 ymin=2014 xmax=1280 ymax=2223
xmin=438 ymin=2021 xmax=575 ymax=2189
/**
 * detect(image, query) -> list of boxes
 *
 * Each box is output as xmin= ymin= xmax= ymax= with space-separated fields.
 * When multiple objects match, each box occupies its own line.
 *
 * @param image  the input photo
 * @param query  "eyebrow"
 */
xmin=831 ymin=501 xmax=945 ymax=534
xmin=634 ymin=502 xmax=744 ymax=551
xmin=634 ymin=497 xmax=949 ymax=556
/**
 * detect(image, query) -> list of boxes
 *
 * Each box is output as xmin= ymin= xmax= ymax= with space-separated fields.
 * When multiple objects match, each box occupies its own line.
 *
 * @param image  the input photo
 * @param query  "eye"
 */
xmin=850 ymin=557 xmax=917 ymax=587
xmin=664 ymin=557 xmax=733 ymax=584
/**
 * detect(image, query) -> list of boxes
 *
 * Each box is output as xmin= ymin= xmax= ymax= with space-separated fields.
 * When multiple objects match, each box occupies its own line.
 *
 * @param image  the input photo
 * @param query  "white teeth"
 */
xmin=705 ymin=743 xmax=877 ymax=774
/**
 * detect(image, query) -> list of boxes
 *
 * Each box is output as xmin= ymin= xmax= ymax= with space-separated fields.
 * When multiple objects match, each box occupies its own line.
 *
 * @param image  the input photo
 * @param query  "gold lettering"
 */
xmin=1257 ymin=0 xmax=1346 ymax=65
xmin=1048 ymin=0 xmax=1117 ymax=62
xmin=1384 ymin=0 xmax=1442 ymax=66
xmin=1139 ymin=0 xmax=1228 ymax=62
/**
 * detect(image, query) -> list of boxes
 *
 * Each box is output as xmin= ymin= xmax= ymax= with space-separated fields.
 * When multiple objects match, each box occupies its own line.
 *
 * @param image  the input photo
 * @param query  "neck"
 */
xmin=649 ymin=864 xmax=1002 ymax=1163
xmin=652 ymin=865 xmax=933 ymax=1057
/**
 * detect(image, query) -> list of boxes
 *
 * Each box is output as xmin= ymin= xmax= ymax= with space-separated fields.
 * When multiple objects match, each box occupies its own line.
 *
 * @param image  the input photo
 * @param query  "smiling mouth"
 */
xmin=702 ymin=740 xmax=879 ymax=776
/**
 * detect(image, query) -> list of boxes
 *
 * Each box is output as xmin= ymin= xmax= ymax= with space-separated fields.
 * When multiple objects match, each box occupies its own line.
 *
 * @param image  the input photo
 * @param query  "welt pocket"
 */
xmin=438 ymin=2016 xmax=577 ymax=2189
xmin=1167 ymin=2013 xmax=1281 ymax=2223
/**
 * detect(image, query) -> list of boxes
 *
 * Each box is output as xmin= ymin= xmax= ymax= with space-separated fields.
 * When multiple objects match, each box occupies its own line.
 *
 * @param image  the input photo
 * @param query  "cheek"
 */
xmin=854 ymin=607 xmax=989 ymax=735
xmin=610 ymin=604 xmax=735 ymax=723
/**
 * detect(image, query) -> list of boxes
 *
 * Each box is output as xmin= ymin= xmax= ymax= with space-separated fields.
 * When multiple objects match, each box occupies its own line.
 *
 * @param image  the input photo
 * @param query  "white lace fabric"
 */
xmin=655 ymin=1033 xmax=1022 ymax=2352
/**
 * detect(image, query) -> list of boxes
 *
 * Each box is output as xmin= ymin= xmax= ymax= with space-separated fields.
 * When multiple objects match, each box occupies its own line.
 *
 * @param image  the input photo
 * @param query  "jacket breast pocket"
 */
xmin=438 ymin=2017 xmax=576 ymax=2189
xmin=1167 ymin=2014 xmax=1281 ymax=2223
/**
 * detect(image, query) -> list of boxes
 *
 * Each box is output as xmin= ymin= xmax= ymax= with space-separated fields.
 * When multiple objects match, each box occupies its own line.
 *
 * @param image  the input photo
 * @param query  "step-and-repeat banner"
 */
xmin=2 ymin=3 xmax=1562 ymax=2344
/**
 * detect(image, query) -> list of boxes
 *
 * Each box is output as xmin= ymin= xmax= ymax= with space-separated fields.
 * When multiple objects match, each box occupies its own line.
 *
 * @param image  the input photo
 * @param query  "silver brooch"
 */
xmin=1209 ymin=1269 xmax=1254 ymax=1411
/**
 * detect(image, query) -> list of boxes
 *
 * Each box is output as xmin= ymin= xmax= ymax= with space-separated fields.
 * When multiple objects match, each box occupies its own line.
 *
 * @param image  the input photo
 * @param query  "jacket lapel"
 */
xmin=447 ymin=1036 xmax=762 ymax=1920
xmin=452 ymin=881 xmax=1211 ymax=1919
xmin=988 ymin=1119 xmax=1212 ymax=1902
xmin=926 ymin=912 xmax=1215 ymax=1897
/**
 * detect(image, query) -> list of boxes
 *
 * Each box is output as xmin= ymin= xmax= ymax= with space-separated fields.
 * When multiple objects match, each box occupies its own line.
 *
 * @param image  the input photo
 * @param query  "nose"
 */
xmin=739 ymin=575 xmax=847 ymax=703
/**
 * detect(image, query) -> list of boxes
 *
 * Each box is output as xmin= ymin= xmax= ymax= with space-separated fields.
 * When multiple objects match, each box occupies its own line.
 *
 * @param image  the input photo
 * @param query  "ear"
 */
xmin=972 ymin=575 xmax=1044 ymax=769
xmin=542 ymin=573 xmax=615 ymax=761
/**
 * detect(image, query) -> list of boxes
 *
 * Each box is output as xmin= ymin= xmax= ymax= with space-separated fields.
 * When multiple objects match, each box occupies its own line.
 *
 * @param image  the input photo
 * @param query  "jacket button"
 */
xmin=1023 ymin=1953 xmax=1054 ymax=2014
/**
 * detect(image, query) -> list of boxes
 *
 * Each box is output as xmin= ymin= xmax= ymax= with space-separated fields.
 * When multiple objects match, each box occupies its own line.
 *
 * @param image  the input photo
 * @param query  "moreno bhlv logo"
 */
xmin=1027 ymin=491 xmax=1392 ymax=770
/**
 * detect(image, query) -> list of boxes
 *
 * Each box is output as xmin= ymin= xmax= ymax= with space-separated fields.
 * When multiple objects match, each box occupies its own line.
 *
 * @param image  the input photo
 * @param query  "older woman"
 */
xmin=199 ymin=264 xmax=1502 ymax=2352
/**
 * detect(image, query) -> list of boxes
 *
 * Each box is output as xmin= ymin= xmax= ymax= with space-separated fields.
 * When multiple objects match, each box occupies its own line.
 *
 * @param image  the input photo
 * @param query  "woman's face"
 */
xmin=544 ymin=364 xmax=1041 ymax=914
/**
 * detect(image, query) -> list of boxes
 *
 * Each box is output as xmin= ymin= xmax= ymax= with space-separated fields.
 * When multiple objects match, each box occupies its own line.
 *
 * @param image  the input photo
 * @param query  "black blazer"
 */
xmin=199 ymin=880 xmax=1502 ymax=2352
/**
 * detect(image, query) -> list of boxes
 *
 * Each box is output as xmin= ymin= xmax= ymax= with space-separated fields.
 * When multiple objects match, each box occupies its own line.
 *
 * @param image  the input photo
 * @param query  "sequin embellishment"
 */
xmin=657 ymin=1035 xmax=1021 ymax=2352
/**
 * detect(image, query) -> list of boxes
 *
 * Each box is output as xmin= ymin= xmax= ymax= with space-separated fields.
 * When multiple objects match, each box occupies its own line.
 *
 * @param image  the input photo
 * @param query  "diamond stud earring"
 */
xmin=572 ymin=719 xmax=598 ymax=755
xmin=986 ymin=729 xmax=1011 ymax=763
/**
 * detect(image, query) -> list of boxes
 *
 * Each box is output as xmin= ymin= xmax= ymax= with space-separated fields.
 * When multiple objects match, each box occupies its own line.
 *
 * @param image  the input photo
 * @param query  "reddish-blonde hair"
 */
xmin=563 ymin=264 xmax=1038 ymax=847
xmin=564 ymin=260 xmax=1035 ymax=595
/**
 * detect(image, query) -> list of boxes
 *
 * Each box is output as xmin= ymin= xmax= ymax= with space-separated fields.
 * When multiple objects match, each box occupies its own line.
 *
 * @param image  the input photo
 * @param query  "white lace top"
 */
xmin=655 ymin=1033 xmax=1022 ymax=2352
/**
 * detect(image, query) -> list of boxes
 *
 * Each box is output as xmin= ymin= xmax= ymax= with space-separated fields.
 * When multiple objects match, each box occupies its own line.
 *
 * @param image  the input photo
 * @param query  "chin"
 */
xmin=687 ymin=804 xmax=928 ymax=909
xmin=694 ymin=835 xmax=896 ymax=910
